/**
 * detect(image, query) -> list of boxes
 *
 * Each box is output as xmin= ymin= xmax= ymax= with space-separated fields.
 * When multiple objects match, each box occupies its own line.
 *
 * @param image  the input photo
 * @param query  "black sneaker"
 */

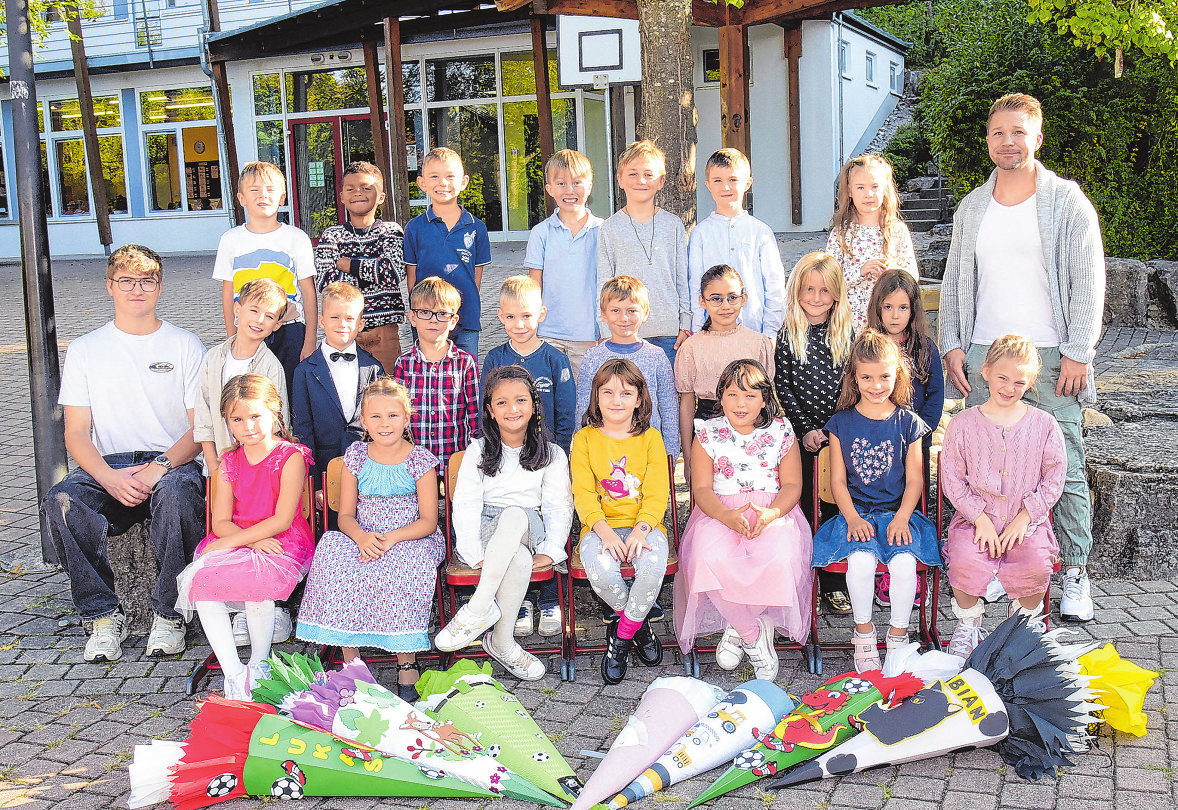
xmin=647 ymin=600 xmax=666 ymax=623
xmin=632 ymin=620 xmax=663 ymax=667
xmin=601 ymin=623 xmax=633 ymax=684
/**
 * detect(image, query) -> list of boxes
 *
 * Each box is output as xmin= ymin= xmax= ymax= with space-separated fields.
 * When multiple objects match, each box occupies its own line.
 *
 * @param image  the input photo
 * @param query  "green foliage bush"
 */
xmin=918 ymin=0 xmax=1178 ymax=260
xmin=882 ymin=123 xmax=934 ymax=184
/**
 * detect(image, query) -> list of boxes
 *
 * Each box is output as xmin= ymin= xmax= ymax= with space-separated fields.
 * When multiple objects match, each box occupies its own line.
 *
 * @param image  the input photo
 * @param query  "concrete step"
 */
xmin=902 ymin=199 xmax=941 ymax=212
xmin=907 ymin=218 xmax=940 ymax=232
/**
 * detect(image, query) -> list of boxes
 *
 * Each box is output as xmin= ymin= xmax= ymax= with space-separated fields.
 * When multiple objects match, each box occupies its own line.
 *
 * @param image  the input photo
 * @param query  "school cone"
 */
xmin=569 ymin=676 xmax=726 ymax=810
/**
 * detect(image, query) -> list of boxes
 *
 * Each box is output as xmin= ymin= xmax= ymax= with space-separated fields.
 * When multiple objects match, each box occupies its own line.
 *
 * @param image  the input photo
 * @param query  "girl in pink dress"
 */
xmin=940 ymin=335 xmax=1066 ymax=660
xmin=176 ymin=374 xmax=314 ymax=699
xmin=674 ymin=359 xmax=813 ymax=681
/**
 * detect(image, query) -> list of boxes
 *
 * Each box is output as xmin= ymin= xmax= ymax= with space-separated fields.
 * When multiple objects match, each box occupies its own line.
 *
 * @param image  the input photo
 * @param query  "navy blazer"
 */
xmin=291 ymin=345 xmax=384 ymax=480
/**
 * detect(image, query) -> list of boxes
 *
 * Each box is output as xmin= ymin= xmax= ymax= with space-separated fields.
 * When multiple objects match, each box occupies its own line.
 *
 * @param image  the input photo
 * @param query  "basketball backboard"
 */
xmin=556 ymin=15 xmax=642 ymax=89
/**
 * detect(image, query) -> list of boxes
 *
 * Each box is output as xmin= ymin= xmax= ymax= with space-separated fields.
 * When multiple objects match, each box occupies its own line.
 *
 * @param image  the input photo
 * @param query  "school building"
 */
xmin=0 ymin=0 xmax=907 ymax=257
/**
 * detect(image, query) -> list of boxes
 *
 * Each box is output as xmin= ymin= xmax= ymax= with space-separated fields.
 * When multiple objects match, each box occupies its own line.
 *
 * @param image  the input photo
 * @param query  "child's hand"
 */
xmin=249 ymin=537 xmax=284 ymax=555
xmin=997 ymin=511 xmax=1031 ymax=554
xmin=886 ymin=516 xmax=912 ymax=546
xmin=719 ymin=503 xmax=752 ymax=536
xmin=745 ymin=503 xmax=781 ymax=539
xmin=623 ymin=525 xmax=654 ymax=561
xmin=600 ymin=530 xmax=628 ymax=562
xmin=336 ymin=257 xmax=352 ymax=272
xmin=802 ymin=430 xmax=827 ymax=453
xmin=354 ymin=532 xmax=386 ymax=562
xmin=532 ymin=553 xmax=554 ymax=572
xmin=973 ymin=514 xmax=1001 ymax=558
xmin=846 ymin=515 xmax=874 ymax=542
xmin=860 ymin=258 xmax=887 ymax=280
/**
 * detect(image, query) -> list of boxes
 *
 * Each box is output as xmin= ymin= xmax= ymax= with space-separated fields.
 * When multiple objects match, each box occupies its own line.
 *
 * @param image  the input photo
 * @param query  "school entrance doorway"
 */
xmin=288 ymin=115 xmax=376 ymax=239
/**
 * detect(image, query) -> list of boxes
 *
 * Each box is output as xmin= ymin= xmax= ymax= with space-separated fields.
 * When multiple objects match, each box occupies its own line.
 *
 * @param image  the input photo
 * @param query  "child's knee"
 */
xmin=887 ymin=553 xmax=916 ymax=576
xmin=496 ymin=506 xmax=530 ymax=536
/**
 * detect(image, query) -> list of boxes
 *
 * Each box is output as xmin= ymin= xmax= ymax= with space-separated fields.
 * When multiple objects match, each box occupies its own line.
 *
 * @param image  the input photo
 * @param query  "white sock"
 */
xmin=845 ymin=551 xmax=879 ymax=626
xmin=887 ymin=553 xmax=918 ymax=631
xmin=245 ymin=600 xmax=275 ymax=668
xmin=468 ymin=507 xmax=530 ymax=617
xmin=196 ymin=600 xmax=245 ymax=680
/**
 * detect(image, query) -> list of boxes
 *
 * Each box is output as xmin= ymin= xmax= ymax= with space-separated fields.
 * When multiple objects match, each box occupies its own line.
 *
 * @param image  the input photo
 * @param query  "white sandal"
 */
xmin=852 ymin=626 xmax=881 ymax=673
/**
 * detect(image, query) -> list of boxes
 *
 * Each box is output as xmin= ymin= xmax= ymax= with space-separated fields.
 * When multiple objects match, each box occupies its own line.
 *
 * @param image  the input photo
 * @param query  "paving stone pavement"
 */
xmin=0 ymin=244 xmax=1173 ymax=809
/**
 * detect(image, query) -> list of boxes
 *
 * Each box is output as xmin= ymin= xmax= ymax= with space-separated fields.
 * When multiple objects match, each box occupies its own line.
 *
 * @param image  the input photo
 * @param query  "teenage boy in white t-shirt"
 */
xmin=44 ymin=245 xmax=207 ymax=664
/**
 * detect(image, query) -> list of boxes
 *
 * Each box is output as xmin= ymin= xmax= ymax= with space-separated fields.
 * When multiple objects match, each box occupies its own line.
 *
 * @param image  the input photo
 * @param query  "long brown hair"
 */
xmin=582 ymin=359 xmax=652 ymax=436
xmin=835 ymin=329 xmax=914 ymax=411
xmin=219 ymin=373 xmax=297 ymax=450
xmin=715 ymin=359 xmax=782 ymax=429
xmin=830 ymin=155 xmax=905 ymax=264
xmin=865 ymin=270 xmax=935 ymax=383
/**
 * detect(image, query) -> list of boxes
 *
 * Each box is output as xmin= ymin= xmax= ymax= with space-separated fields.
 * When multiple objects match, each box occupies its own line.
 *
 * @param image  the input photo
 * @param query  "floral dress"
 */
xmin=673 ymin=416 xmax=814 ymax=649
xmin=825 ymin=223 xmax=918 ymax=332
xmin=296 ymin=441 xmax=444 ymax=652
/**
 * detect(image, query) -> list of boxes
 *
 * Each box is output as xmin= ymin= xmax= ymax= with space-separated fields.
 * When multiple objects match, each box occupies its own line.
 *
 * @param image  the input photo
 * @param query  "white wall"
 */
xmin=836 ymin=18 xmax=904 ymax=161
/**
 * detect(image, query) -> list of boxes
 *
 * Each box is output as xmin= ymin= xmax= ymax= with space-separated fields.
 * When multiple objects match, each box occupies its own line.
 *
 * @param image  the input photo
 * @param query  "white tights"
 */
xmin=846 ymin=551 xmax=917 ymax=630
xmin=196 ymin=600 xmax=275 ymax=691
xmin=466 ymin=507 xmax=534 ymax=651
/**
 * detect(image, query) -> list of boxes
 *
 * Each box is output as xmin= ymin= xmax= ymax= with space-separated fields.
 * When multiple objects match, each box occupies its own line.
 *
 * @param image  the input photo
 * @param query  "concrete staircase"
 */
xmin=901 ymin=176 xmax=950 ymax=232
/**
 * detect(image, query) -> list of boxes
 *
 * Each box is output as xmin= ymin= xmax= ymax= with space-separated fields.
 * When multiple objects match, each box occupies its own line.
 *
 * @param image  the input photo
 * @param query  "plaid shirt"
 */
xmin=392 ymin=342 xmax=479 ymax=471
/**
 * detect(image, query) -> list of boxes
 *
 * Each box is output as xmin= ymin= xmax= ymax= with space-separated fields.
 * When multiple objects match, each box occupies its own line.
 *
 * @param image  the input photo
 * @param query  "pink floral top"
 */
xmin=825 ymin=222 xmax=918 ymax=332
xmin=695 ymin=415 xmax=795 ymax=496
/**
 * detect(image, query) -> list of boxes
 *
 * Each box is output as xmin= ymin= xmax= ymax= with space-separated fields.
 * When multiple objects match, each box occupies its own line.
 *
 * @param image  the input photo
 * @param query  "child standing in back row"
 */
xmin=826 ymin=155 xmax=918 ymax=332
xmin=688 ymin=149 xmax=785 ymax=337
xmin=597 ymin=140 xmax=690 ymax=367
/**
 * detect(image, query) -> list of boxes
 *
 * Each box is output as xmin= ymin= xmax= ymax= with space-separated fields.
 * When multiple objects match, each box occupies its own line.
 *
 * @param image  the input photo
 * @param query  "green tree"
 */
xmin=1025 ymin=0 xmax=1178 ymax=73
xmin=0 ymin=0 xmax=101 ymax=48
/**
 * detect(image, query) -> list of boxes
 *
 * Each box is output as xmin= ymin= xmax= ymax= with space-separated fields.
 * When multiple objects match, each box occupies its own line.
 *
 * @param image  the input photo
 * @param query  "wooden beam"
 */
xmin=692 ymin=0 xmax=731 ymax=27
xmin=207 ymin=0 xmax=244 ymax=225
xmin=66 ymin=14 xmax=112 ymax=250
xmin=362 ymin=34 xmax=394 ymax=218
xmin=768 ymin=0 xmax=906 ymax=24
xmin=531 ymin=16 xmax=556 ymax=216
xmin=718 ymin=23 xmax=750 ymax=158
xmin=383 ymin=17 xmax=412 ymax=224
xmin=784 ymin=24 xmax=803 ymax=225
xmin=546 ymin=0 xmax=636 ymax=19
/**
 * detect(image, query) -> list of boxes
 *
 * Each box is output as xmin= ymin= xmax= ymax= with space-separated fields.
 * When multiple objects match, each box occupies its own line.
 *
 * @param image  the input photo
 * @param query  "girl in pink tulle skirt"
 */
xmin=175 ymin=374 xmax=314 ymax=699
xmin=674 ymin=359 xmax=813 ymax=681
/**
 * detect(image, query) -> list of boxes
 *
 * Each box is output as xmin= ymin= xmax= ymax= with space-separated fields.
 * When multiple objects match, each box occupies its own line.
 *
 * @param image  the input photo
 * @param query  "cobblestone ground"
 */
xmin=0 ymin=243 xmax=1173 ymax=810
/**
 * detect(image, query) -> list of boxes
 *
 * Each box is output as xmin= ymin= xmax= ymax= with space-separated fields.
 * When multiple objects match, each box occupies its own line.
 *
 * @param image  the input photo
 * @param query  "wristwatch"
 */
xmin=152 ymin=454 xmax=173 ymax=474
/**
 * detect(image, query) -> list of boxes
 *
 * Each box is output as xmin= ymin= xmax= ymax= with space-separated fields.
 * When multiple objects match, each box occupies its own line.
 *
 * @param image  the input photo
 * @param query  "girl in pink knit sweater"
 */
xmin=939 ymin=335 xmax=1066 ymax=659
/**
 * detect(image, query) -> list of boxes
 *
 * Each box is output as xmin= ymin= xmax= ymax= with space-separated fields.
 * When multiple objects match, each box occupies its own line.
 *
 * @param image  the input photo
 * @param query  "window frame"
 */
xmin=137 ymin=84 xmax=224 ymax=216
xmin=37 ymin=93 xmax=130 ymax=220
xmin=865 ymin=51 xmax=877 ymax=88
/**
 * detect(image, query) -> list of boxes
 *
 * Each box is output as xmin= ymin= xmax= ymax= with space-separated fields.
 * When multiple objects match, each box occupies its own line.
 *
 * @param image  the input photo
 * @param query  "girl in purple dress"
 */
xmin=176 ymin=374 xmax=315 ymax=700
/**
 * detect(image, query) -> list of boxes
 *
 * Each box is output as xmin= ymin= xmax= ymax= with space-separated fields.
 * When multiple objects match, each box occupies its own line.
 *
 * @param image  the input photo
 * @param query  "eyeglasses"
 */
xmin=411 ymin=308 xmax=456 ymax=322
xmin=703 ymin=292 xmax=746 ymax=305
xmin=112 ymin=277 xmax=160 ymax=292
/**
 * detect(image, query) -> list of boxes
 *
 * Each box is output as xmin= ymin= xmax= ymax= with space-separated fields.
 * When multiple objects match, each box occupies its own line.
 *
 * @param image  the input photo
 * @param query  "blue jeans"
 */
xmin=646 ymin=334 xmax=678 ymax=369
xmin=265 ymin=321 xmax=306 ymax=396
xmin=41 ymin=453 xmax=205 ymax=622
xmin=450 ymin=326 xmax=479 ymax=359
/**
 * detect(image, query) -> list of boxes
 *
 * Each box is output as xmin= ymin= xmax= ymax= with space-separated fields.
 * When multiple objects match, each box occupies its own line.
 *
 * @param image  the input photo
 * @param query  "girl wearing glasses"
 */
xmin=674 ymin=264 xmax=773 ymax=484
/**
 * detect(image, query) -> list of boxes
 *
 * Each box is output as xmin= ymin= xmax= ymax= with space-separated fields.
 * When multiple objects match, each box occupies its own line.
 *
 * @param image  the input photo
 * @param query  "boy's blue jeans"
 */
xmin=450 ymin=326 xmax=479 ymax=359
xmin=41 ymin=453 xmax=205 ymax=623
xmin=647 ymin=334 xmax=678 ymax=369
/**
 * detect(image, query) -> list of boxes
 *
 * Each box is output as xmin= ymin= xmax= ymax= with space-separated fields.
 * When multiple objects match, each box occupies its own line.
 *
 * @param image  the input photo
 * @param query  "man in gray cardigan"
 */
xmin=940 ymin=93 xmax=1105 ymax=624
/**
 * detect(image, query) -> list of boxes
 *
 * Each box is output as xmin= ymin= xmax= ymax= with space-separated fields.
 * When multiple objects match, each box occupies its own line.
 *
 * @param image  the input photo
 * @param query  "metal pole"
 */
xmin=7 ymin=0 xmax=69 ymax=567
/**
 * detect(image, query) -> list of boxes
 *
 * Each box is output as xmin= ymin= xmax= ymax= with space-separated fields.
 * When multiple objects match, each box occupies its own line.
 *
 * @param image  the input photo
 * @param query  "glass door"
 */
xmin=290 ymin=119 xmax=339 ymax=239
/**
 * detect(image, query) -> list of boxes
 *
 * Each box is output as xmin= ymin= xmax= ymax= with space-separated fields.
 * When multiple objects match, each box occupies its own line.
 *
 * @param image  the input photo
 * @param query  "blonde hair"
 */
xmin=321 ymin=280 xmax=364 ymax=309
xmin=545 ymin=149 xmax=593 ymax=182
xmin=782 ymin=252 xmax=852 ymax=365
xmin=409 ymin=277 xmax=461 ymax=314
xmin=219 ymin=373 xmax=296 ymax=451
xmin=705 ymin=148 xmax=750 ymax=176
xmin=835 ymin=329 xmax=914 ymax=411
xmin=421 ymin=147 xmax=464 ymax=173
xmin=599 ymin=275 xmax=650 ymax=314
xmin=830 ymin=154 xmax=904 ymax=262
xmin=499 ymin=275 xmax=542 ymax=307
xmin=106 ymin=244 xmax=162 ymax=280
xmin=238 ymin=161 xmax=286 ymax=192
xmin=989 ymin=93 xmax=1043 ymax=128
xmin=616 ymin=140 xmax=666 ymax=178
xmin=359 ymin=377 xmax=415 ymax=443
xmin=983 ymin=334 xmax=1042 ymax=384
xmin=238 ymin=277 xmax=288 ymax=316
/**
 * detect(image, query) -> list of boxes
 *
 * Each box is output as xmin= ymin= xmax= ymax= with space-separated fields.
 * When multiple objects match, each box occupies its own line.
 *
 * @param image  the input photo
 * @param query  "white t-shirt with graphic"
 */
xmin=212 ymin=223 xmax=315 ymax=323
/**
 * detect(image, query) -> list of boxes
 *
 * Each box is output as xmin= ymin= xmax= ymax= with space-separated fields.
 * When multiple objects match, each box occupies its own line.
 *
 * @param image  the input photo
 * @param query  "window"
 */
xmin=286 ymin=67 xmax=371 ymax=113
xmin=839 ymin=41 xmax=850 ymax=77
xmin=890 ymin=62 xmax=903 ymax=94
xmin=702 ymin=49 xmax=721 ymax=84
xmin=140 ymin=86 xmax=222 ymax=212
xmin=0 ymin=142 xmax=8 ymax=218
xmin=39 ymin=96 xmax=127 ymax=217
xmin=865 ymin=52 xmax=877 ymax=86
xmin=426 ymin=55 xmax=496 ymax=102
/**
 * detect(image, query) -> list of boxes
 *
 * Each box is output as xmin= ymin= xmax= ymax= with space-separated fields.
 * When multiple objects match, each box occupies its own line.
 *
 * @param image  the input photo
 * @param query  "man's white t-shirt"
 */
xmin=58 ymin=321 xmax=206 ymax=456
xmin=211 ymin=223 xmax=315 ymax=324
xmin=973 ymin=194 xmax=1060 ymax=346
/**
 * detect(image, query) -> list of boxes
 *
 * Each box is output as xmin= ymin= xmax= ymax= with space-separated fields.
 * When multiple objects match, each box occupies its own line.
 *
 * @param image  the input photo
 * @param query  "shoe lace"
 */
xmin=540 ymin=606 xmax=559 ymax=618
xmin=948 ymin=622 xmax=986 ymax=659
xmin=1062 ymin=572 xmax=1087 ymax=601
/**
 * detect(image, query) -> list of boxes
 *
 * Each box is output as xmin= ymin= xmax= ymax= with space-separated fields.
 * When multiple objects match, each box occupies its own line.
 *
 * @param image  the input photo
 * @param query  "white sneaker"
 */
xmin=84 ymin=613 xmax=129 ymax=663
xmin=146 ymin=615 xmax=186 ymax=657
xmin=537 ymin=605 xmax=562 ymax=637
xmin=232 ymin=613 xmax=249 ymax=647
xmin=514 ymin=601 xmax=535 ymax=637
xmin=947 ymin=614 xmax=987 ymax=660
xmin=272 ymin=608 xmax=293 ymax=644
xmin=436 ymin=602 xmax=501 ymax=652
xmin=852 ymin=627 xmax=881 ymax=673
xmin=743 ymin=618 xmax=779 ymax=681
xmin=714 ymin=626 xmax=744 ymax=670
xmin=1059 ymin=567 xmax=1095 ymax=623
xmin=482 ymin=636 xmax=546 ymax=680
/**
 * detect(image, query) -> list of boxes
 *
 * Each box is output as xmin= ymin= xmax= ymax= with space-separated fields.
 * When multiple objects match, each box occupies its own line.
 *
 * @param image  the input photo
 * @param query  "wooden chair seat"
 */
xmin=567 ymin=542 xmax=679 ymax=580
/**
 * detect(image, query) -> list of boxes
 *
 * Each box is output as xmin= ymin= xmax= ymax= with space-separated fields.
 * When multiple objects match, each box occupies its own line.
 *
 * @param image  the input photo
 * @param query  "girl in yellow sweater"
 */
xmin=571 ymin=358 xmax=671 ymax=684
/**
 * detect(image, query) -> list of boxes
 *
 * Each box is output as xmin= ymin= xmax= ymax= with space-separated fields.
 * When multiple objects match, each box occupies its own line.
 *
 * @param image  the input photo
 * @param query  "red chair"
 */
xmin=809 ymin=447 xmax=942 ymax=676
xmin=438 ymin=450 xmax=566 ymax=672
xmin=187 ymin=474 xmax=316 ymax=695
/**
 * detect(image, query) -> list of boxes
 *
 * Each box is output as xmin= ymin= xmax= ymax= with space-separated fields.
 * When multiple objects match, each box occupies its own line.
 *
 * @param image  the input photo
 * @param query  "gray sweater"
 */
xmin=596 ymin=209 xmax=691 ymax=338
xmin=939 ymin=162 xmax=1105 ymax=403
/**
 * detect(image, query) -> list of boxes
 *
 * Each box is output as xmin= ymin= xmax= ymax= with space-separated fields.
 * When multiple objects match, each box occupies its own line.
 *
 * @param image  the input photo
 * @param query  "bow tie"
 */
xmin=330 ymin=351 xmax=356 ymax=363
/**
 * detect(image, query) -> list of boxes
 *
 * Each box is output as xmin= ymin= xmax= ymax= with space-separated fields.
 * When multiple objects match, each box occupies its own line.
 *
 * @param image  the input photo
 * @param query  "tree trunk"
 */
xmin=636 ymin=0 xmax=697 ymax=230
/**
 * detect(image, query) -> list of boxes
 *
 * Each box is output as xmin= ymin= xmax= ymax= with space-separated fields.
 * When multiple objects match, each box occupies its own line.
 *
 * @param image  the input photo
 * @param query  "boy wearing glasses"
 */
xmin=687 ymin=149 xmax=785 ymax=336
xmin=392 ymin=277 xmax=479 ymax=473
xmin=44 ymin=245 xmax=206 ymax=663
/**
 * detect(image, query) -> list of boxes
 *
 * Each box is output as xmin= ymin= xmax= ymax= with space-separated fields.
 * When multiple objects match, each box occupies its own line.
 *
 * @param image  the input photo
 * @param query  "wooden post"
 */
xmin=383 ymin=17 xmax=411 ymax=223
xmin=784 ymin=24 xmax=803 ymax=226
xmin=531 ymin=15 xmax=556 ymax=216
xmin=207 ymin=0 xmax=244 ymax=225
xmin=362 ymin=33 xmax=394 ymax=215
xmin=66 ymin=14 xmax=112 ymax=252
xmin=718 ymin=22 xmax=750 ymax=158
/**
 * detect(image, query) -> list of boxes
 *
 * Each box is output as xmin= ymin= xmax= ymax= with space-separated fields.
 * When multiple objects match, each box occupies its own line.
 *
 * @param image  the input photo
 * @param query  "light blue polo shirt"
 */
xmin=403 ymin=205 xmax=492 ymax=331
xmin=524 ymin=210 xmax=603 ymax=342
